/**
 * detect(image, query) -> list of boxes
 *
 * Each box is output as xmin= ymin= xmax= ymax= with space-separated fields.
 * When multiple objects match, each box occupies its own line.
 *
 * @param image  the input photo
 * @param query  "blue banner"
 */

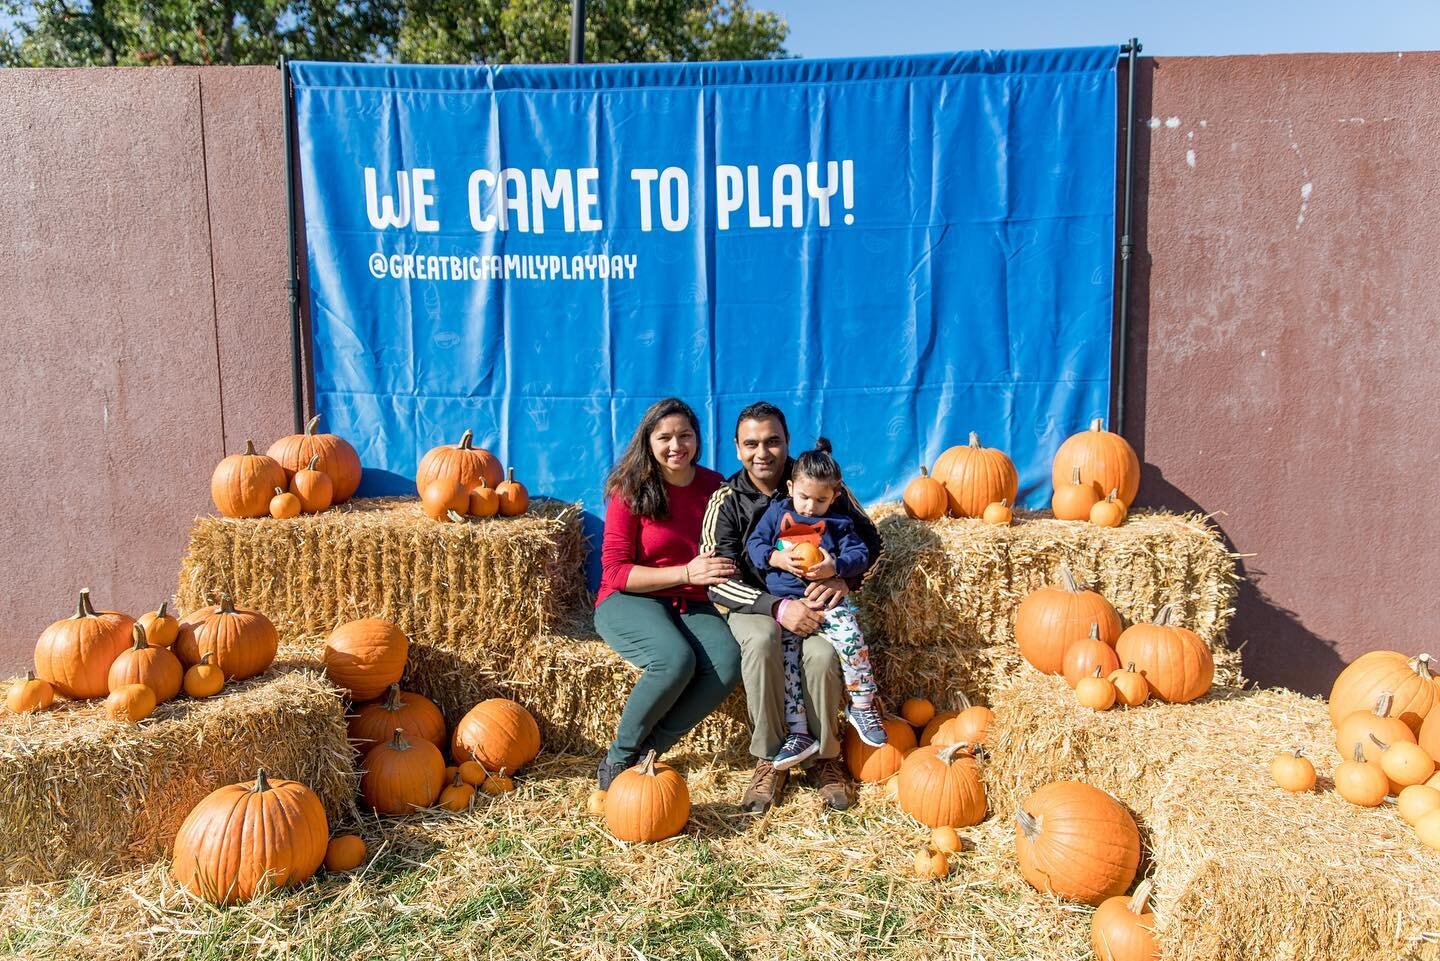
xmin=292 ymin=50 xmax=1116 ymax=537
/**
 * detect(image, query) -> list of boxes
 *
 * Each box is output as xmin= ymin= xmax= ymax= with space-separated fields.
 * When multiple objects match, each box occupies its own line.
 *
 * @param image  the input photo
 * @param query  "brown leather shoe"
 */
xmin=739 ymin=760 xmax=788 ymax=814
xmin=811 ymin=756 xmax=855 ymax=811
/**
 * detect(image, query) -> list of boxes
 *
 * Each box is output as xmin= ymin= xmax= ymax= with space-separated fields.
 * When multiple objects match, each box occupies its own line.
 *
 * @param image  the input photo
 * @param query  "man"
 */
xmin=699 ymin=402 xmax=883 ymax=813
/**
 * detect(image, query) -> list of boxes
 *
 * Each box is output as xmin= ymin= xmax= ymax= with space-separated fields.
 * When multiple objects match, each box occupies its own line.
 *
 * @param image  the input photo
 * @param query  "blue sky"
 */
xmin=764 ymin=1 xmax=1440 ymax=59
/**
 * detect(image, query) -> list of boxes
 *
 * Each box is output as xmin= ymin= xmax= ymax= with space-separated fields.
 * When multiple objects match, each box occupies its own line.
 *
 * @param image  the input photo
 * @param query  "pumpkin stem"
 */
xmin=306 ymin=454 xmax=320 ymax=471
xmin=507 ymin=467 xmax=515 ymax=483
xmin=1128 ymin=879 xmax=1154 ymax=914
xmin=252 ymin=769 xmax=272 ymax=793
xmin=219 ymin=594 xmax=237 ymax=615
xmin=390 ymin=727 xmax=411 ymax=751
xmin=383 ymin=684 xmax=403 ymax=711
xmin=1416 ymin=654 xmax=1434 ymax=680
xmin=1374 ymin=691 xmax=1396 ymax=718
xmin=1107 ymin=488 xmax=1119 ymax=503
xmin=157 ymin=601 xmax=168 ymax=619
xmin=968 ymin=431 xmax=981 ymax=448
xmin=1090 ymin=418 xmax=1105 ymax=432
xmin=1126 ymin=662 xmax=1138 ymax=673
xmin=1058 ymin=564 xmax=1081 ymax=594
xmin=1153 ymin=604 xmax=1175 ymax=627
xmin=199 ymin=652 xmax=214 ymax=666
xmin=1016 ymin=809 xmax=1041 ymax=841
xmin=1070 ymin=466 xmax=1082 ymax=485
xmin=955 ymin=691 xmax=973 ymax=712
xmin=131 ymin=624 xmax=150 ymax=650
xmin=243 ymin=439 xmax=257 ymax=456
xmin=1291 ymin=747 xmax=1304 ymax=759
xmin=1352 ymin=743 xmax=1366 ymax=764
xmin=1092 ymin=665 xmax=1104 ymax=679
xmin=275 ymin=487 xmax=285 ymax=496
xmin=458 ymin=429 xmax=475 ymax=450
xmin=1088 ymin=623 xmax=1099 ymax=640
xmin=1368 ymin=732 xmax=1391 ymax=752
xmin=25 ymin=670 xmax=36 ymax=682
xmin=637 ymin=749 xmax=658 ymax=776
xmin=937 ymin=741 xmax=971 ymax=764
xmin=305 ymin=414 xmax=321 ymax=436
xmin=919 ymin=465 xmax=929 ymax=478
xmin=1000 ymin=498 xmax=1009 ymax=508
xmin=74 ymin=588 xmax=97 ymax=619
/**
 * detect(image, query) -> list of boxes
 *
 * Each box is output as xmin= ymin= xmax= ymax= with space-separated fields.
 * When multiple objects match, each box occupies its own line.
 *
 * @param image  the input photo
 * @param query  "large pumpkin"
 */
xmin=1091 ymin=879 xmax=1160 ymax=961
xmin=1014 ymin=566 xmax=1121 ymax=676
xmin=1052 ymin=418 xmax=1141 ymax=508
xmin=605 ymin=750 xmax=690 ymax=842
xmin=902 ymin=466 xmax=949 ymax=521
xmin=171 ymin=769 xmax=328 ymax=904
xmin=266 ymin=414 xmax=363 ymax=503
xmin=897 ymin=742 xmax=987 ymax=828
xmin=415 ymin=429 xmax=503 ymax=496
xmin=210 ymin=440 xmax=287 ymax=519
xmin=1015 ymin=781 xmax=1141 ymax=906
xmin=931 ymin=432 xmax=1018 ymax=518
xmin=452 ymin=698 xmax=542 ymax=774
xmin=843 ymin=714 xmax=918 ymax=782
xmin=322 ymin=619 xmax=408 ymax=701
xmin=175 ymin=597 xmax=277 ymax=681
xmin=1329 ymin=651 xmax=1439 ymax=736
xmin=360 ymin=728 xmax=446 ymax=815
xmin=33 ymin=589 xmax=136 ymax=700
xmin=107 ymin=624 xmax=183 ymax=703
xmin=349 ymin=684 xmax=446 ymax=754
xmin=1114 ymin=605 xmax=1213 ymax=703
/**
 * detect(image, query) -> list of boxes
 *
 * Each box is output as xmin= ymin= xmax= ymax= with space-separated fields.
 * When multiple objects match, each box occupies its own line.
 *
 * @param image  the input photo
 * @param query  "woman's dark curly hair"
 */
xmin=604 ymin=397 xmax=702 ymax=520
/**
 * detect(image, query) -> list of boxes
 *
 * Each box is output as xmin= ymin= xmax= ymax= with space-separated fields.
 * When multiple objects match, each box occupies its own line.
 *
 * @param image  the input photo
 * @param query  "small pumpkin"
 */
xmin=6 ymin=671 xmax=55 ymax=714
xmin=913 ymin=847 xmax=951 ymax=880
xmin=1076 ymin=666 xmax=1117 ymax=711
xmin=421 ymin=479 xmax=469 ymax=521
xmin=586 ymin=789 xmax=608 ymax=816
xmin=210 ymin=439 xmax=287 ymax=519
xmin=481 ymin=772 xmax=516 ymax=795
xmin=452 ymin=698 xmax=542 ymax=774
xmin=291 ymin=454 xmax=334 ymax=514
xmin=324 ymin=834 xmax=367 ymax=872
xmin=1335 ymin=692 xmax=1415 ymax=764
xmin=496 ymin=467 xmax=529 ymax=516
xmin=1416 ymin=809 xmax=1440 ymax=851
xmin=1113 ymin=604 xmax=1213 ymax=703
xmin=1062 ymin=624 xmax=1122 ymax=688
xmin=1108 ymin=663 xmax=1150 ymax=708
xmin=1014 ymin=781 xmax=1141 ymax=906
xmin=172 ymin=769 xmax=328 ymax=904
xmin=902 ymin=466 xmax=948 ymax=522
xmin=438 ymin=772 xmax=476 ymax=812
xmin=267 ymin=414 xmax=363 ymax=503
xmin=323 ymin=618 xmax=409 ymax=702
xmin=361 ymin=728 xmax=446 ymax=816
xmin=458 ymin=760 xmax=488 ymax=787
xmin=900 ymin=697 xmax=936 ymax=728
xmin=1091 ymin=879 xmax=1159 ymax=961
xmin=1015 ymin=566 xmax=1122 ymax=676
xmin=415 ymin=429 xmax=503 ymax=496
xmin=843 ymin=714 xmax=919 ymax=783
xmin=789 ymin=541 xmax=824 ymax=573
xmin=1334 ymin=743 xmax=1389 ymax=807
xmin=897 ymin=741 xmax=987 ymax=828
xmin=981 ymin=499 xmax=1013 ymax=526
xmin=1329 ymin=650 xmax=1439 ymax=735
xmin=1398 ymin=784 xmax=1440 ymax=826
xmin=137 ymin=602 xmax=180 ymax=649
xmin=1269 ymin=749 xmax=1316 ymax=793
xmin=931 ymin=692 xmax=992 ymax=749
xmin=183 ymin=652 xmax=225 ymax=699
xmin=1052 ymin=417 xmax=1140 ymax=508
xmin=175 ymin=596 xmax=277 ymax=681
xmin=104 ymin=683 xmax=157 ymax=723
xmin=605 ymin=750 xmax=690 ymax=843
xmin=349 ymin=684 xmax=446 ymax=754
xmin=931 ymin=432 xmax=1019 ymax=518
xmin=931 ymin=825 xmax=962 ymax=854
xmin=1052 ymin=466 xmax=1101 ymax=521
xmin=468 ymin=478 xmax=500 ymax=518
xmin=1370 ymin=732 xmax=1436 ymax=792
xmin=1089 ymin=489 xmax=1127 ymax=528
xmin=269 ymin=487 xmax=301 ymax=519
xmin=107 ymin=624 xmax=183 ymax=703
xmin=34 ymin=588 xmax=136 ymax=700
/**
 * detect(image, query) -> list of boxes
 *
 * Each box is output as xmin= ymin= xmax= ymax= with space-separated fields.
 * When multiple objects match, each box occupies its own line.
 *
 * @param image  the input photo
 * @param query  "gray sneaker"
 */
xmin=845 ymin=704 xmax=889 ymax=747
xmin=597 ymin=753 xmax=638 ymax=790
xmin=773 ymin=733 xmax=820 ymax=771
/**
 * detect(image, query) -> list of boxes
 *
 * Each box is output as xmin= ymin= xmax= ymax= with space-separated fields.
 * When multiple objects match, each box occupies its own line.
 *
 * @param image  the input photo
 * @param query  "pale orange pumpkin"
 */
xmin=1113 ymin=605 xmax=1213 ymax=703
xmin=902 ymin=466 xmax=948 ymax=521
xmin=604 ymin=750 xmax=690 ymax=842
xmin=269 ymin=488 xmax=302 ymax=519
xmin=107 ymin=624 xmax=183 ymax=703
xmin=931 ymin=826 xmax=962 ymax=854
xmin=6 ymin=671 xmax=55 ymax=713
xmin=323 ymin=619 xmax=409 ymax=702
xmin=981 ymin=499 xmax=1013 ymax=526
xmin=267 ymin=414 xmax=363 ymax=503
xmin=1014 ymin=781 xmax=1141 ymax=906
xmin=843 ymin=714 xmax=918 ymax=782
xmin=1330 ymin=651 xmax=1439 ymax=736
xmin=1370 ymin=732 xmax=1436 ymax=792
xmin=1089 ymin=489 xmax=1127 ymax=528
xmin=900 ymin=697 xmax=936 ymax=728
xmin=175 ymin=597 xmax=278 ymax=681
xmin=324 ymin=834 xmax=367 ymax=872
xmin=468 ymin=479 xmax=500 ymax=518
xmin=1076 ymin=667 xmax=1117 ymax=711
xmin=1398 ymin=784 xmax=1440 ymax=826
xmin=136 ymin=602 xmax=180 ymax=649
xmin=1014 ymin=566 xmax=1122 ymax=676
xmin=210 ymin=440 xmax=287 ymax=519
xmin=183 ymin=652 xmax=225 ymax=699
xmin=457 ymin=760 xmax=488 ymax=787
xmin=1052 ymin=418 xmax=1140 ymax=508
xmin=104 ymin=683 xmax=156 ymax=723
xmin=1052 ymin=466 xmax=1101 ymax=521
xmin=913 ymin=847 xmax=951 ymax=879
xmin=789 ymin=542 xmax=824 ymax=573
xmin=361 ymin=728 xmax=446 ymax=815
xmin=349 ymin=684 xmax=446 ymax=754
xmin=421 ymin=479 xmax=469 ymax=521
xmin=34 ymin=589 xmax=136 ymax=700
xmin=1416 ymin=809 xmax=1440 ymax=851
xmin=931 ymin=432 xmax=1019 ymax=519
xmin=931 ymin=692 xmax=993 ymax=749
xmin=586 ymin=789 xmax=608 ymax=816
xmin=415 ymin=429 xmax=503 ymax=496
xmin=1335 ymin=692 xmax=1415 ymax=764
xmin=1091 ymin=879 xmax=1159 ymax=961
xmin=1334 ymin=743 xmax=1389 ymax=807
xmin=1269 ymin=749 xmax=1316 ymax=793
xmin=291 ymin=454 xmax=335 ymax=514
xmin=496 ymin=467 xmax=529 ymax=516
xmin=452 ymin=698 xmax=542 ymax=774
xmin=1063 ymin=625 xmax=1122 ymax=688
xmin=896 ymin=741 xmax=987 ymax=828
xmin=1108 ymin=663 xmax=1150 ymax=708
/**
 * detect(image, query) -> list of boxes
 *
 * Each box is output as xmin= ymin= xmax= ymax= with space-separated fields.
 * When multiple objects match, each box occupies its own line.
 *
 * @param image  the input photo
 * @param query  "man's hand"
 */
xmin=803 ymin=577 xmax=850 ymax=611
xmin=683 ymin=551 xmax=738 ymax=587
xmin=777 ymin=598 xmax=823 ymax=636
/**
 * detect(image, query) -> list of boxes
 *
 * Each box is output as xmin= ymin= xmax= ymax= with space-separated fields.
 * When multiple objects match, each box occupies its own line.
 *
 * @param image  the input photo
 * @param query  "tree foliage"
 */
xmin=0 ymin=0 xmax=789 ymax=66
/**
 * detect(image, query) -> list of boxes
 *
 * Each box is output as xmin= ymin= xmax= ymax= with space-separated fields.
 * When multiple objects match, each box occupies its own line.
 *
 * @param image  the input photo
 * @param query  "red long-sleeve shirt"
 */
xmin=596 ymin=467 xmax=724 ymax=608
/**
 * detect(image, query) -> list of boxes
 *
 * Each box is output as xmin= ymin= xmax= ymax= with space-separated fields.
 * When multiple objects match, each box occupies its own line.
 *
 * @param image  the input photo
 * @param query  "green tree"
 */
xmin=0 ymin=0 xmax=788 ymax=66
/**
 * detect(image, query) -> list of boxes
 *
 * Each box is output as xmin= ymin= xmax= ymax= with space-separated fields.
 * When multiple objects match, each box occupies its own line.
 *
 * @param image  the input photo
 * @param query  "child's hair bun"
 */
xmin=814 ymin=436 xmax=832 ymax=454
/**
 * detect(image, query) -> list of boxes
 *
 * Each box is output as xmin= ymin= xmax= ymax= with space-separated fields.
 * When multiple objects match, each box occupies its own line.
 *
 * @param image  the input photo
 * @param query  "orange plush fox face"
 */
xmin=777 ymin=513 xmax=826 ymax=549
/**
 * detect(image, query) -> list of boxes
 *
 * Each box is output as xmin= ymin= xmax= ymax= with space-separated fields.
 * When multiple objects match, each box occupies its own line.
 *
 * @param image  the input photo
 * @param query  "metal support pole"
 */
xmin=279 ymin=55 xmax=305 ymax=433
xmin=1113 ymin=38 xmax=1141 ymax=437
xmin=569 ymin=0 xmax=587 ymax=64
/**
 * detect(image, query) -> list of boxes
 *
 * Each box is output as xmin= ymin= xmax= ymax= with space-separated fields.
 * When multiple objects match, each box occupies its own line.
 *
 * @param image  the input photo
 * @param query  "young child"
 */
xmin=745 ymin=438 xmax=886 ymax=770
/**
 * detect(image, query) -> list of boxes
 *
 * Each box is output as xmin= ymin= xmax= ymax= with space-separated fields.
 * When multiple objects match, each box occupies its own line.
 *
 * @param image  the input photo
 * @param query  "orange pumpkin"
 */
xmin=1052 ymin=417 xmax=1140 ymax=508
xmin=349 ymin=684 xmax=446 ymax=754
xmin=604 ymin=750 xmax=690 ymax=842
xmin=843 ymin=714 xmax=918 ymax=782
xmin=902 ymin=466 xmax=948 ymax=521
xmin=324 ymin=834 xmax=367 ymax=872
xmin=789 ymin=542 xmax=824 ymax=573
xmin=1014 ymin=566 xmax=1121 ymax=676
xmin=1089 ymin=489 xmax=1127 ymax=528
xmin=266 ymin=414 xmax=363 ymax=503
xmin=34 ymin=589 xmax=135 ymax=699
xmin=183 ymin=652 xmax=225 ymax=699
xmin=452 ymin=698 xmax=542 ymax=774
xmin=438 ymin=772 xmax=476 ymax=812
xmin=1052 ymin=466 xmax=1101 ymax=521
xmin=1398 ymin=784 xmax=1440 ymax=826
xmin=913 ymin=846 xmax=951 ymax=879
xmin=931 ymin=692 xmax=992 ymax=749
xmin=1014 ymin=781 xmax=1141 ymax=906
xmin=323 ymin=619 xmax=409 ymax=702
xmin=104 ymin=683 xmax=156 ymax=723
xmin=361 ymin=728 xmax=446 ymax=815
xmin=1091 ymin=879 xmax=1159 ymax=961
xmin=1334 ymin=743 xmax=1389 ymax=807
xmin=1108 ymin=663 xmax=1150 ymax=708
xmin=919 ymin=710 xmax=958 ymax=747
xmin=1269 ymin=749 xmax=1316 ymax=793
xmin=896 ymin=741 xmax=987 ymax=828
xmin=107 ymin=624 xmax=183 ymax=703
xmin=1114 ymin=605 xmax=1213 ymax=703
xmin=136 ymin=602 xmax=180 ymax=649
xmin=1370 ymin=733 xmax=1436 ymax=792
xmin=172 ymin=770 xmax=328 ymax=904
xmin=1335 ymin=692 xmax=1415 ymax=764
xmin=496 ymin=467 xmax=529 ymax=516
xmin=415 ymin=429 xmax=503 ymax=496
xmin=6 ymin=671 xmax=55 ymax=713
xmin=291 ymin=454 xmax=335 ymax=514
xmin=421 ymin=479 xmax=469 ymax=522
xmin=931 ymin=432 xmax=1019 ymax=518
xmin=269 ymin=487 xmax=302 ymax=519
xmin=900 ymin=697 xmax=936 ymax=728
xmin=1330 ymin=651 xmax=1439 ymax=736
xmin=210 ymin=439 xmax=287 ymax=519
xmin=175 ymin=597 xmax=277 ymax=681
xmin=1076 ymin=667 xmax=1117 ymax=711
xmin=468 ymin=478 xmax=500 ymax=518
xmin=1062 ymin=625 xmax=1122 ymax=688
xmin=981 ymin=499 xmax=1013 ymax=526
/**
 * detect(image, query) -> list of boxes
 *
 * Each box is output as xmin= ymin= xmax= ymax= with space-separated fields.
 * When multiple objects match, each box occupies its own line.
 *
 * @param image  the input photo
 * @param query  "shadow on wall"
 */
xmin=1118 ymin=59 xmax=1340 ymax=697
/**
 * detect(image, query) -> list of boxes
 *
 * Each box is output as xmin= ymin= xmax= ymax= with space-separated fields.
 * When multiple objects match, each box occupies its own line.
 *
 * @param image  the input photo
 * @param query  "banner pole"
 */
xmin=569 ymin=0 xmax=587 ymax=64
xmin=1113 ymin=38 xmax=1141 ymax=437
xmin=279 ymin=55 xmax=305 ymax=433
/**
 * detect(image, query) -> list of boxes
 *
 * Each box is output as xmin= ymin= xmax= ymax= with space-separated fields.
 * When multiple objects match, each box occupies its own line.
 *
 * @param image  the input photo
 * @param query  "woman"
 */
xmin=594 ymin=397 xmax=742 ymax=788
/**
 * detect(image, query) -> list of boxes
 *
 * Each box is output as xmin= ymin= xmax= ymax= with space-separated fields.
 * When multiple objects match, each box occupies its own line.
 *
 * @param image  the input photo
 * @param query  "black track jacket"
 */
xmin=698 ymin=459 xmax=883 ymax=615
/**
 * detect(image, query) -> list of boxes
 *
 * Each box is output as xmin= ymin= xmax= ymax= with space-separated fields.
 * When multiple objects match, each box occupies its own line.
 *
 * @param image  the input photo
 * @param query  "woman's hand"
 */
xmin=683 ymin=551 xmax=738 ymax=587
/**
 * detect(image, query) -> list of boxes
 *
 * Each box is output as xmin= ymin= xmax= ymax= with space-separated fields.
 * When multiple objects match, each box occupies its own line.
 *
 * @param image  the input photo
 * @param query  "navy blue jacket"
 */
xmin=745 ymin=498 xmax=871 ymax=600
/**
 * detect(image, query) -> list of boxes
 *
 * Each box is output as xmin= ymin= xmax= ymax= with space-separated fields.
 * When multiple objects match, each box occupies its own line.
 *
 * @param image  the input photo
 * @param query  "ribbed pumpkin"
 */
xmin=604 ymin=750 xmax=690 ymax=842
xmin=919 ymin=710 xmax=958 ymax=747
xmin=900 ymin=697 xmax=936 ymax=727
xmin=496 ymin=467 xmax=529 ymax=517
xmin=349 ymin=684 xmax=446 ymax=754
xmin=1114 ymin=605 xmax=1213 ymax=703
xmin=183 ymin=652 xmax=225 ymax=698
xmin=843 ymin=714 xmax=918 ymax=782
xmin=896 ymin=741 xmax=987 ymax=828
xmin=175 ymin=597 xmax=277 ymax=681
xmin=210 ymin=440 xmax=287 ymax=519
xmin=6 ymin=671 xmax=55 ymax=713
xmin=1329 ymin=651 xmax=1439 ymax=736
xmin=931 ymin=432 xmax=1018 ymax=518
xmin=1015 ymin=781 xmax=1141 ymax=906
xmin=1052 ymin=466 xmax=1101 ymax=521
xmin=34 ymin=589 xmax=135 ymax=699
xmin=1052 ymin=418 xmax=1141 ymax=508
xmin=468 ymin=479 xmax=500 ymax=518
xmin=421 ymin=479 xmax=469 ymax=522
xmin=266 ymin=414 xmax=363 ymax=503
xmin=415 ymin=429 xmax=503 ymax=496
xmin=323 ymin=619 xmax=408 ymax=702
xmin=931 ymin=692 xmax=992 ymax=749
xmin=270 ymin=488 xmax=301 ymax=519
xmin=136 ymin=602 xmax=179 ymax=648
xmin=107 ymin=624 xmax=183 ymax=703
xmin=361 ymin=728 xmax=446 ymax=815
xmin=291 ymin=455 xmax=334 ymax=513
xmin=438 ymin=771 xmax=476 ymax=811
xmin=1335 ymin=692 xmax=1415 ymax=764
xmin=172 ymin=769 xmax=328 ymax=904
xmin=1091 ymin=879 xmax=1160 ymax=961
xmin=902 ymin=466 xmax=948 ymax=521
xmin=1089 ymin=489 xmax=1128 ymax=528
xmin=1076 ymin=667 xmax=1117 ymax=711
xmin=452 ymin=698 xmax=542 ymax=774
xmin=1334 ymin=743 xmax=1388 ymax=807
xmin=982 ymin=499 xmax=1013 ymax=525
xmin=324 ymin=834 xmax=367 ymax=872
xmin=1062 ymin=625 xmax=1122 ymax=688
xmin=1014 ymin=566 xmax=1121 ymax=676
xmin=1108 ymin=663 xmax=1150 ymax=708
xmin=104 ymin=683 xmax=156 ymax=722
xmin=1418 ymin=700 xmax=1440 ymax=766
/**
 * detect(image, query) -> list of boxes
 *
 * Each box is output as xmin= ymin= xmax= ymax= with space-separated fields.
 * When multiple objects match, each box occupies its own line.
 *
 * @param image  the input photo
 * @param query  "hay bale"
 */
xmin=176 ymin=497 xmax=589 ymax=661
xmin=984 ymin=670 xmax=1440 ymax=960
xmin=0 ymin=663 xmax=355 ymax=885
xmin=857 ymin=503 xmax=1242 ymax=696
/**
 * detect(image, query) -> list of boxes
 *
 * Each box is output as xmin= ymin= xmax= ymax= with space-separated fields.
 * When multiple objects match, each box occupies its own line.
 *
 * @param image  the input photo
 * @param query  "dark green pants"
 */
xmin=595 ymin=592 xmax=742 ymax=765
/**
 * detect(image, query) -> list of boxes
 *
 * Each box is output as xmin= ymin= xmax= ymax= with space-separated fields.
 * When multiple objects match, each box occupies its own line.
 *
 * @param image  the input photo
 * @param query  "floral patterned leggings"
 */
xmin=782 ymin=600 xmax=876 ymax=735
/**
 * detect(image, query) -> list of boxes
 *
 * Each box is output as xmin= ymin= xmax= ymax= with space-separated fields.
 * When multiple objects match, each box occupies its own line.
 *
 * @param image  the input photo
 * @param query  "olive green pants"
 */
xmin=726 ymin=610 xmax=844 ymax=762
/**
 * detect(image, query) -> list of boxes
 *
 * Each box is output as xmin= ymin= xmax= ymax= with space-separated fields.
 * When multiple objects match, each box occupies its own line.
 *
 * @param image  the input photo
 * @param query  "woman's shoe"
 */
xmin=597 ymin=753 xmax=639 ymax=790
xmin=845 ymin=703 xmax=889 ymax=747
xmin=772 ymin=733 xmax=820 ymax=771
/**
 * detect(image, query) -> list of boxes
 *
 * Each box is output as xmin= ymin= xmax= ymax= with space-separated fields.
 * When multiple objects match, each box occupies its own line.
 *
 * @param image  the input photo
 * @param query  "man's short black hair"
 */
xmin=734 ymin=401 xmax=789 ymax=440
